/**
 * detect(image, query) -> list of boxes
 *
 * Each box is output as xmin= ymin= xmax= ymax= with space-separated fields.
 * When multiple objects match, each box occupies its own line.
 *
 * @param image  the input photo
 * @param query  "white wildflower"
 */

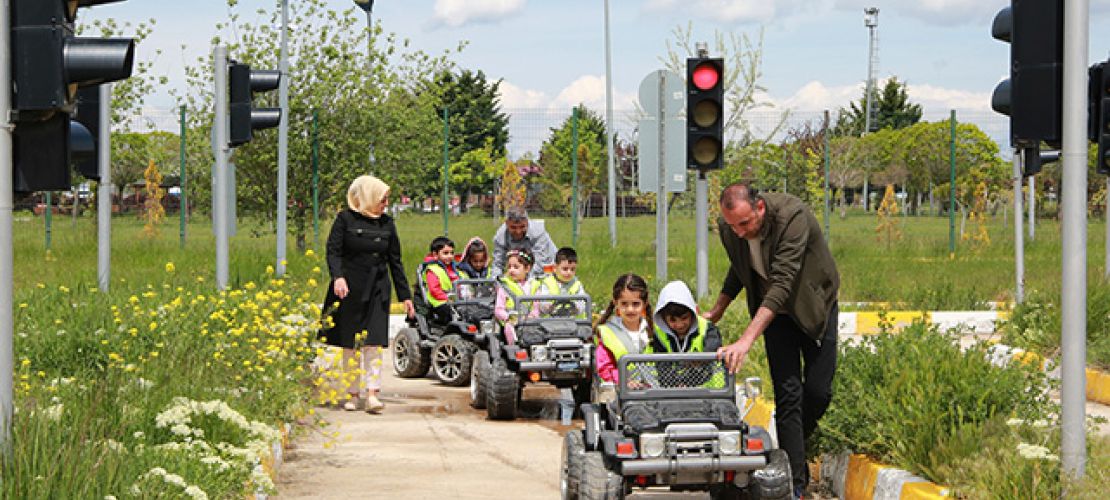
xmin=43 ymin=403 xmax=63 ymax=421
xmin=1017 ymin=442 xmax=1060 ymax=461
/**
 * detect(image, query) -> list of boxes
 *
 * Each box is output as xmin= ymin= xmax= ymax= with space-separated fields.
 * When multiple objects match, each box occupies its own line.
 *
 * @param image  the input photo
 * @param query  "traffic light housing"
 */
xmin=73 ymin=86 xmax=100 ymax=180
xmin=10 ymin=0 xmax=134 ymax=192
xmin=686 ymin=57 xmax=723 ymax=171
xmin=228 ymin=62 xmax=282 ymax=147
xmin=1092 ymin=61 xmax=1110 ymax=175
xmin=990 ymin=1 xmax=1064 ymax=154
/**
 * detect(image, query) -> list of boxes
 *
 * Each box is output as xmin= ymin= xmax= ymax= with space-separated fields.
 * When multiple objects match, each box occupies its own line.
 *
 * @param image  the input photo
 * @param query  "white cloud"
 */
xmin=773 ymin=78 xmax=991 ymax=115
xmin=643 ymin=0 xmax=812 ymax=24
xmin=431 ymin=0 xmax=525 ymax=28
xmin=497 ymin=76 xmax=637 ymax=111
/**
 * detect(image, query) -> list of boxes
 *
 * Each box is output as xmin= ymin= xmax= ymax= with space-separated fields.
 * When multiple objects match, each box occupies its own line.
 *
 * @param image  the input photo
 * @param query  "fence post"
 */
xmin=949 ymin=109 xmax=956 ymax=257
xmin=312 ymin=109 xmax=319 ymax=248
xmin=179 ymin=105 xmax=187 ymax=248
xmin=442 ymin=107 xmax=449 ymax=237
xmin=571 ymin=106 xmax=579 ymax=247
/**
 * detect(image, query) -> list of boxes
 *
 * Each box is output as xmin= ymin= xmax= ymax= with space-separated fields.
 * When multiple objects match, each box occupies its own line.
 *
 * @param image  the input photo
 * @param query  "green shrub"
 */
xmin=812 ymin=320 xmax=1054 ymax=483
xmin=1003 ymin=285 xmax=1110 ymax=370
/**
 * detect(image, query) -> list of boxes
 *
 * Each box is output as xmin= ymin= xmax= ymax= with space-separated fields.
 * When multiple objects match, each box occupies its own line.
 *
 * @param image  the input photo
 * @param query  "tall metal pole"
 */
xmin=276 ymin=0 xmax=289 ymax=277
xmin=1060 ymin=0 xmax=1089 ymax=478
xmin=442 ymin=108 xmax=449 ymax=236
xmin=1028 ymin=176 xmax=1035 ymax=240
xmin=214 ymin=46 xmax=230 ymax=290
xmin=1 ymin=0 xmax=16 ymax=449
xmin=949 ymin=110 xmax=956 ymax=257
xmin=862 ymin=8 xmax=879 ymax=213
xmin=1012 ymin=151 xmax=1023 ymax=304
xmin=655 ymin=73 xmax=667 ymax=283
xmin=571 ymin=107 xmax=580 ymax=247
xmin=823 ymin=110 xmax=831 ymax=241
xmin=1106 ymin=178 xmax=1110 ymax=279
xmin=97 ymin=84 xmax=111 ymax=292
xmin=312 ymin=109 xmax=320 ymax=248
xmin=695 ymin=170 xmax=708 ymax=298
xmin=603 ymin=0 xmax=617 ymax=247
xmin=45 ymin=192 xmax=52 ymax=250
xmin=179 ymin=105 xmax=187 ymax=248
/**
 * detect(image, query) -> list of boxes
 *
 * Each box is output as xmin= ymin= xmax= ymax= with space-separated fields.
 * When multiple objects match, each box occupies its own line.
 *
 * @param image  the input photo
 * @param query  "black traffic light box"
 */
xmin=10 ymin=0 xmax=134 ymax=192
xmin=228 ymin=62 xmax=282 ymax=147
xmin=990 ymin=1 xmax=1063 ymax=152
xmin=1091 ymin=62 xmax=1110 ymax=175
xmin=686 ymin=57 xmax=724 ymax=171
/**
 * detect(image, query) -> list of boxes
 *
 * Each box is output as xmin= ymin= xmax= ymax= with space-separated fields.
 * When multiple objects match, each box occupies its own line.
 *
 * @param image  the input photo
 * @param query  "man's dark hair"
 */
xmin=659 ymin=302 xmax=694 ymax=320
xmin=555 ymin=247 xmax=577 ymax=264
xmin=505 ymin=207 xmax=529 ymax=223
xmin=719 ymin=182 xmax=761 ymax=210
xmin=429 ymin=236 xmax=455 ymax=253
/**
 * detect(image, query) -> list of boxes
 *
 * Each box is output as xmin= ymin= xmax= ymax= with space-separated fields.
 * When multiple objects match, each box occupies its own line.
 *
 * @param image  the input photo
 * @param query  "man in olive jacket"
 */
xmin=705 ymin=183 xmax=839 ymax=497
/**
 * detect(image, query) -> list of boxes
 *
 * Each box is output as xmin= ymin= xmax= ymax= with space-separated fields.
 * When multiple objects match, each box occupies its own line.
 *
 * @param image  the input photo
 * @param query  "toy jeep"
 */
xmin=471 ymin=293 xmax=594 ymax=419
xmin=560 ymin=352 xmax=791 ymax=500
xmin=392 ymin=272 xmax=498 ymax=386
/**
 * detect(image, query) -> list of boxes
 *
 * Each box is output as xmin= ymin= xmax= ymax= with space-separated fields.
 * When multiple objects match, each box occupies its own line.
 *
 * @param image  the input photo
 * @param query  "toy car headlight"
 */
xmin=480 ymin=320 xmax=495 ymax=335
xmin=531 ymin=346 xmax=548 ymax=362
xmin=577 ymin=325 xmax=593 ymax=339
xmin=640 ymin=433 xmax=666 ymax=458
xmin=718 ymin=431 xmax=741 ymax=455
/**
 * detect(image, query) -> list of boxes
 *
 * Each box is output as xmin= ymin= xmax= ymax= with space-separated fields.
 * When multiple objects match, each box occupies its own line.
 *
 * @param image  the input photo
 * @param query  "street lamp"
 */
xmin=353 ymin=0 xmax=375 ymax=56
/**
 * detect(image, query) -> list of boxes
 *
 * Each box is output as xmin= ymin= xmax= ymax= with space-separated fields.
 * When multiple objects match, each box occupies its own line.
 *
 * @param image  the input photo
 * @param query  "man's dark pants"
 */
xmin=763 ymin=303 xmax=838 ymax=492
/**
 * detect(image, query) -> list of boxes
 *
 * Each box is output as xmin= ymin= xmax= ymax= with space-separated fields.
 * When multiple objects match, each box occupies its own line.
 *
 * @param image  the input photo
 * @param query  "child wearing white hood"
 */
xmin=651 ymin=281 xmax=723 ymax=354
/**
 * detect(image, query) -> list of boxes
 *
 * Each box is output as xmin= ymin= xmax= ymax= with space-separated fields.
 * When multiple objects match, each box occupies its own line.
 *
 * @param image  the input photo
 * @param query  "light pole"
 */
xmin=354 ymin=0 xmax=375 ymax=173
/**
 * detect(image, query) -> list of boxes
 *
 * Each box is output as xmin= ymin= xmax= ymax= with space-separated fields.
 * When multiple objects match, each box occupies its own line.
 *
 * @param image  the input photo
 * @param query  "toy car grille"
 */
xmin=453 ymin=303 xmax=492 ymax=321
xmin=624 ymin=357 xmax=729 ymax=391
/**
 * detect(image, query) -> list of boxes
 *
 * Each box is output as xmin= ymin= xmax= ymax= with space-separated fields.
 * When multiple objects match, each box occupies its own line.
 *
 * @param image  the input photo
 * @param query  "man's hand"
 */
xmin=702 ymin=307 xmax=723 ymax=323
xmin=403 ymin=299 xmax=415 ymax=319
xmin=717 ymin=337 xmax=753 ymax=374
xmin=333 ymin=277 xmax=349 ymax=299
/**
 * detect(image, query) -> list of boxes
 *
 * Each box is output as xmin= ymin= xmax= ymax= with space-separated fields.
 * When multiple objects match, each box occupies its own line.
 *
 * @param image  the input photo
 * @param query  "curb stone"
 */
xmin=250 ymin=422 xmax=292 ymax=500
xmin=819 ymin=452 xmax=949 ymax=500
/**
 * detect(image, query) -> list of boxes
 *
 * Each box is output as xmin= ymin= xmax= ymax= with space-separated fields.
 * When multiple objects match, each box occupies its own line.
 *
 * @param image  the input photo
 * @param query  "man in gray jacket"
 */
xmin=705 ymin=183 xmax=839 ymax=499
xmin=492 ymin=208 xmax=557 ymax=278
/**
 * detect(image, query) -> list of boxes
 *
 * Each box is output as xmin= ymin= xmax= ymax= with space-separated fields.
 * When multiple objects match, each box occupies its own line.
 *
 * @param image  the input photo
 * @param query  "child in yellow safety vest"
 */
xmin=537 ymin=247 xmax=589 ymax=318
xmin=423 ymin=236 xmax=460 ymax=325
xmin=594 ymin=274 xmax=654 ymax=383
xmin=651 ymin=281 xmax=722 ymax=354
xmin=493 ymin=248 xmax=540 ymax=344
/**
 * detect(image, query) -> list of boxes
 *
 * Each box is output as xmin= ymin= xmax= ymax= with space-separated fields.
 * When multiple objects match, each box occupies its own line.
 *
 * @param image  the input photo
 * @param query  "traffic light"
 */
xmin=10 ymin=0 xmax=134 ymax=192
xmin=73 ymin=86 xmax=100 ymax=180
xmin=686 ymin=57 xmax=724 ymax=171
xmin=990 ymin=0 xmax=1063 ymax=176
xmin=1092 ymin=61 xmax=1110 ymax=175
xmin=228 ymin=62 xmax=281 ymax=147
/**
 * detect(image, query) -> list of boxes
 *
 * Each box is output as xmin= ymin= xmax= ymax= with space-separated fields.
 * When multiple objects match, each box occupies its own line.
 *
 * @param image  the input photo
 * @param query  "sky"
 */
xmin=80 ymin=0 xmax=1110 ymax=152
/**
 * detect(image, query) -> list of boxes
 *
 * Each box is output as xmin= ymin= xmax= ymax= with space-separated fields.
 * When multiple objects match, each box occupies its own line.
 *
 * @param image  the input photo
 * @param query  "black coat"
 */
xmin=319 ymin=209 xmax=411 ymax=348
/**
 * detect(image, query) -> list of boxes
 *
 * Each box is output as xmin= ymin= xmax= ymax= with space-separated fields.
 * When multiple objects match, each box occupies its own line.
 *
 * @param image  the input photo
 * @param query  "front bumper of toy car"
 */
xmin=517 ymin=338 xmax=591 ymax=375
xmin=619 ymin=424 xmax=767 ymax=483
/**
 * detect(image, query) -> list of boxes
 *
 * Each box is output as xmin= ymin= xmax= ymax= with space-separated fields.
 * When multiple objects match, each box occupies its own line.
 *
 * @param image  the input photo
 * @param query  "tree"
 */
xmin=111 ymin=131 xmax=178 ymax=204
xmin=833 ymin=77 xmax=922 ymax=136
xmin=177 ymin=0 xmax=460 ymax=250
xmin=437 ymin=69 xmax=509 ymax=209
xmin=536 ymin=105 xmax=607 ymax=216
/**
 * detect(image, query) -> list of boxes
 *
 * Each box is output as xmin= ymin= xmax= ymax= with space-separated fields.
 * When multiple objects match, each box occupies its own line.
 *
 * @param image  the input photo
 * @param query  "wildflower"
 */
xmin=304 ymin=249 xmax=315 ymax=257
xmin=165 ymin=262 xmax=175 ymax=273
xmin=265 ymin=265 xmax=275 ymax=275
xmin=1017 ymin=442 xmax=1059 ymax=461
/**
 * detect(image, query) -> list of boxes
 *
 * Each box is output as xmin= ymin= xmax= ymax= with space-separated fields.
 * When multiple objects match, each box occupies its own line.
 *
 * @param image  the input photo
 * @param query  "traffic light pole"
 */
xmin=603 ymin=0 xmax=617 ymax=248
xmin=1060 ymin=0 xmax=1089 ymax=478
xmin=97 ymin=84 xmax=111 ymax=292
xmin=214 ymin=46 xmax=231 ymax=290
xmin=695 ymin=170 xmax=708 ymax=298
xmin=276 ymin=0 xmax=289 ymax=277
xmin=1 ymin=0 xmax=16 ymax=450
xmin=1012 ymin=151 xmax=1023 ymax=304
xmin=655 ymin=74 xmax=667 ymax=284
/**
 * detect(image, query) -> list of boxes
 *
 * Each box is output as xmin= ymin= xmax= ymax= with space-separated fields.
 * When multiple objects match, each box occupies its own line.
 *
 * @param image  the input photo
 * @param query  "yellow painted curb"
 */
xmin=743 ymin=396 xmax=775 ymax=431
xmin=855 ymin=311 xmax=929 ymax=335
xmin=902 ymin=481 xmax=950 ymax=499
xmin=389 ymin=302 xmax=405 ymax=314
xmin=844 ymin=454 xmax=882 ymax=500
xmin=1087 ymin=368 xmax=1110 ymax=405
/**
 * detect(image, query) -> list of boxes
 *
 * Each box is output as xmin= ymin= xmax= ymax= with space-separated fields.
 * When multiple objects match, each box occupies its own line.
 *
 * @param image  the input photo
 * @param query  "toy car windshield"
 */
xmin=454 ymin=278 xmax=497 ymax=302
xmin=617 ymin=352 xmax=734 ymax=400
xmin=510 ymin=293 xmax=592 ymax=320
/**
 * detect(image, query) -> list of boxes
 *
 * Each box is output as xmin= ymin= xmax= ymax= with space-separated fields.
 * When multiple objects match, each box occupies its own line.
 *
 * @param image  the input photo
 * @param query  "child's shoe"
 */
xmin=365 ymin=395 xmax=385 ymax=413
xmin=343 ymin=394 xmax=362 ymax=411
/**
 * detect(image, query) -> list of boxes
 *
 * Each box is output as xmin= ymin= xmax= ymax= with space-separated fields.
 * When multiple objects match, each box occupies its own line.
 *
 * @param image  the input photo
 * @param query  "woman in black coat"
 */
xmin=320 ymin=175 xmax=414 ymax=413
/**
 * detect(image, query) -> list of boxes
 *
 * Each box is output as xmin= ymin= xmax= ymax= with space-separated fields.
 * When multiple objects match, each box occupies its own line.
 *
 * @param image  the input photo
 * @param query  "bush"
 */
xmin=1003 ymin=285 xmax=1110 ymax=370
xmin=812 ymin=320 xmax=1054 ymax=483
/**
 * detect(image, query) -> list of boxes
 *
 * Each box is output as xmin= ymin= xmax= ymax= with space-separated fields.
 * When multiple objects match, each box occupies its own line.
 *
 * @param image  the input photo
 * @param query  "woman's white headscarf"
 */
xmin=347 ymin=175 xmax=390 ymax=218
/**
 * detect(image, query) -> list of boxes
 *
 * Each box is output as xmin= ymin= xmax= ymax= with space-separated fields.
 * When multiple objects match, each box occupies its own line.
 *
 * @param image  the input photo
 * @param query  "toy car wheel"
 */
xmin=470 ymin=350 xmax=491 ymax=409
xmin=709 ymin=483 xmax=743 ymax=500
xmin=560 ymin=430 xmax=586 ymax=500
xmin=393 ymin=327 xmax=430 ymax=378
xmin=485 ymin=359 xmax=519 ymax=420
xmin=750 ymin=449 xmax=792 ymax=500
xmin=580 ymin=451 xmax=623 ymax=500
xmin=432 ymin=335 xmax=474 ymax=387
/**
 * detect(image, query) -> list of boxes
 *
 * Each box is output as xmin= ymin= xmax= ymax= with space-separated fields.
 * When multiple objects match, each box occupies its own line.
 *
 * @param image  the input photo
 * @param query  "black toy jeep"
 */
xmin=471 ymin=293 xmax=594 ymax=419
xmin=392 ymin=271 xmax=498 ymax=386
xmin=560 ymin=352 xmax=791 ymax=500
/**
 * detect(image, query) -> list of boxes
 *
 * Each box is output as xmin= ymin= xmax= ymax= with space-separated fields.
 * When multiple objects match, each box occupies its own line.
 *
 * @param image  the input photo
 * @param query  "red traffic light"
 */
xmin=692 ymin=63 xmax=720 ymax=90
